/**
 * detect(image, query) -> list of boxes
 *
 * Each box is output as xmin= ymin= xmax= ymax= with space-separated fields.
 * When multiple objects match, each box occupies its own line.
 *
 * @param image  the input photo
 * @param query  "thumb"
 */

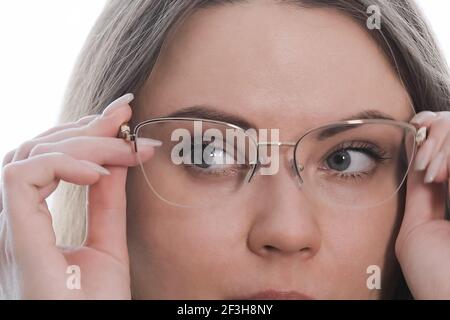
xmin=85 ymin=165 xmax=129 ymax=263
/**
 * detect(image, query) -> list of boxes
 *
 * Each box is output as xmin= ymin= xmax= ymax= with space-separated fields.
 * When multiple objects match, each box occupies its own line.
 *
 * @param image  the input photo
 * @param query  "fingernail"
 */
xmin=137 ymin=138 xmax=163 ymax=147
xmin=424 ymin=151 xmax=444 ymax=184
xmin=80 ymin=160 xmax=111 ymax=176
xmin=410 ymin=111 xmax=437 ymax=125
xmin=102 ymin=93 xmax=134 ymax=117
xmin=414 ymin=138 xmax=435 ymax=171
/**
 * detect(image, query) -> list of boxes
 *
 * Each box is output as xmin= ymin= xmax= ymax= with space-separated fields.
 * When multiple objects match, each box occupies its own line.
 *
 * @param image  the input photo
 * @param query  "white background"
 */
xmin=0 ymin=0 xmax=449 ymax=162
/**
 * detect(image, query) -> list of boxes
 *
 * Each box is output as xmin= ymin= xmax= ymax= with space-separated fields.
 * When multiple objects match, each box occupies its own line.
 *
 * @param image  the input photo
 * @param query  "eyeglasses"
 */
xmin=119 ymin=117 xmax=427 ymax=209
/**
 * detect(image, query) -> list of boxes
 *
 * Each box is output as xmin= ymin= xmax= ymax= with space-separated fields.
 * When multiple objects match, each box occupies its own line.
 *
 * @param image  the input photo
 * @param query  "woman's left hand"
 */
xmin=395 ymin=111 xmax=450 ymax=299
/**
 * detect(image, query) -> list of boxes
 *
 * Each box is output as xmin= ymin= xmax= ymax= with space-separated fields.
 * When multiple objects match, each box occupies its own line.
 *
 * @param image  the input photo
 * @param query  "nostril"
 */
xmin=263 ymin=245 xmax=312 ymax=254
xmin=263 ymin=245 xmax=277 ymax=252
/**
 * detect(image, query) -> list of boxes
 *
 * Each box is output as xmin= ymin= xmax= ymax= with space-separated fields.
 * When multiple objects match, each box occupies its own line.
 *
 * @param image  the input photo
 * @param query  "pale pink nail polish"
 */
xmin=102 ymin=93 xmax=134 ymax=117
xmin=80 ymin=160 xmax=111 ymax=176
xmin=414 ymin=138 xmax=435 ymax=171
xmin=137 ymin=138 xmax=163 ymax=147
xmin=424 ymin=152 xmax=444 ymax=184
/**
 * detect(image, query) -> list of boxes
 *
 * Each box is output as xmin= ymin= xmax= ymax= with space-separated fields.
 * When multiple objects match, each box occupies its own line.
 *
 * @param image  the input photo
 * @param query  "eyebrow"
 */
xmin=164 ymin=106 xmax=399 ymax=138
xmin=316 ymin=109 xmax=397 ymax=140
xmin=341 ymin=109 xmax=396 ymax=121
xmin=165 ymin=105 xmax=256 ymax=130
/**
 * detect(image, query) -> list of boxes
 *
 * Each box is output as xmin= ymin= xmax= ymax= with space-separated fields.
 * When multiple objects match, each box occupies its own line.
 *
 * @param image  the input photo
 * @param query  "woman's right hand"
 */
xmin=0 ymin=93 xmax=161 ymax=299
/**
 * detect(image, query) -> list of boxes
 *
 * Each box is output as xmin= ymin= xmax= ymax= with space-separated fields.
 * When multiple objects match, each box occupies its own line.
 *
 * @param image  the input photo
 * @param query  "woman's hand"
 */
xmin=396 ymin=111 xmax=450 ymax=299
xmin=0 ymin=94 xmax=161 ymax=299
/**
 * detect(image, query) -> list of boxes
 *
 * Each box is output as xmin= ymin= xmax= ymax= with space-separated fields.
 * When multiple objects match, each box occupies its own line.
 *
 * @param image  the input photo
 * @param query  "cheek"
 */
xmin=126 ymin=172 xmax=246 ymax=275
xmin=320 ymin=197 xmax=401 ymax=294
xmin=127 ymin=167 xmax=247 ymax=246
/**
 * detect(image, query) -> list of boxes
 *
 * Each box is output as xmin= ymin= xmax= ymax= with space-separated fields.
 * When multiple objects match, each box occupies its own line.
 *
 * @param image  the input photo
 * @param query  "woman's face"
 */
xmin=126 ymin=1 xmax=413 ymax=299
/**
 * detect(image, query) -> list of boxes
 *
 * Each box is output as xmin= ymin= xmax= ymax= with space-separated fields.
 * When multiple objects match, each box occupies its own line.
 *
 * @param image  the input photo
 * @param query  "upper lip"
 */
xmin=231 ymin=289 xmax=314 ymax=300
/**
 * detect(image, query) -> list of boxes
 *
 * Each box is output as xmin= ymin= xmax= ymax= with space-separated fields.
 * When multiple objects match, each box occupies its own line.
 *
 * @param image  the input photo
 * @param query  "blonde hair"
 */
xmin=52 ymin=0 xmax=202 ymax=245
xmin=53 ymin=0 xmax=449 ymax=264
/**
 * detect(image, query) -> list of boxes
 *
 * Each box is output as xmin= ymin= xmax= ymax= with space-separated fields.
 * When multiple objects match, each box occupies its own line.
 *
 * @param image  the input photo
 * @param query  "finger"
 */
xmin=413 ymin=136 xmax=435 ymax=171
xmin=423 ymin=151 xmax=446 ymax=184
xmin=84 ymin=165 xmax=130 ymax=264
xmin=410 ymin=112 xmax=450 ymax=172
xmin=28 ymin=136 xmax=161 ymax=167
xmin=27 ymin=136 xmax=161 ymax=202
xmin=426 ymin=114 xmax=450 ymax=159
xmin=32 ymin=114 xmax=98 ymax=140
xmin=11 ymin=94 xmax=134 ymax=162
xmin=424 ymin=125 xmax=450 ymax=183
xmin=1 ymin=116 xmax=99 ymax=170
xmin=1 ymin=153 xmax=109 ymax=296
xmin=0 ymin=149 xmax=17 ymax=212
xmin=409 ymin=111 xmax=438 ymax=126
xmin=428 ymin=148 xmax=450 ymax=184
xmin=398 ymin=152 xmax=447 ymax=246
xmin=2 ymin=149 xmax=16 ymax=167
xmin=2 ymin=152 xmax=108 ymax=256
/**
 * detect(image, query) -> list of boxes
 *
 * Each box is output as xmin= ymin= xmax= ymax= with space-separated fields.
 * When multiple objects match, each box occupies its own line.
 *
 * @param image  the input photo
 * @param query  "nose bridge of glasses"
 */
xmin=256 ymin=141 xmax=298 ymax=167
xmin=257 ymin=141 xmax=297 ymax=147
xmin=244 ymin=141 xmax=305 ymax=187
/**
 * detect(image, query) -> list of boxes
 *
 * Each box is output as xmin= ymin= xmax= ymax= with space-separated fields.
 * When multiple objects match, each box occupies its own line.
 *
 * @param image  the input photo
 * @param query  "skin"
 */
xmin=127 ymin=3 xmax=412 ymax=299
xmin=0 ymin=1 xmax=449 ymax=299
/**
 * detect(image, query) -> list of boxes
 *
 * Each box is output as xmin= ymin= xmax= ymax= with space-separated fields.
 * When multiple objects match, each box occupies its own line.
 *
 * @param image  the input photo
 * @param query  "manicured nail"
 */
xmin=410 ymin=111 xmax=437 ymax=125
xmin=80 ymin=160 xmax=111 ymax=176
xmin=137 ymin=138 xmax=163 ymax=147
xmin=414 ymin=138 xmax=435 ymax=171
xmin=102 ymin=93 xmax=134 ymax=117
xmin=424 ymin=151 xmax=444 ymax=184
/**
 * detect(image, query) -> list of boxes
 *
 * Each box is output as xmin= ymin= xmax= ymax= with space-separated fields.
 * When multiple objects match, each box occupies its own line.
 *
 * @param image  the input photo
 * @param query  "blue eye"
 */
xmin=190 ymin=143 xmax=229 ymax=169
xmin=326 ymin=149 xmax=376 ymax=173
xmin=323 ymin=141 xmax=391 ymax=180
xmin=326 ymin=150 xmax=351 ymax=171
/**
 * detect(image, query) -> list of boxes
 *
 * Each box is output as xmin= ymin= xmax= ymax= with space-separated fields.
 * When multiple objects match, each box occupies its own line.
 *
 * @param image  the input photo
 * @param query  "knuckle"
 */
xmin=15 ymin=141 xmax=35 ymax=159
xmin=47 ymin=152 xmax=70 ymax=164
xmin=435 ymin=116 xmax=450 ymax=127
xmin=29 ymin=143 xmax=52 ymax=157
xmin=85 ymin=117 xmax=105 ymax=131
xmin=84 ymin=116 xmax=114 ymax=136
xmin=76 ymin=114 xmax=98 ymax=125
xmin=436 ymin=111 xmax=450 ymax=118
xmin=1 ymin=163 xmax=20 ymax=185
xmin=2 ymin=149 xmax=16 ymax=167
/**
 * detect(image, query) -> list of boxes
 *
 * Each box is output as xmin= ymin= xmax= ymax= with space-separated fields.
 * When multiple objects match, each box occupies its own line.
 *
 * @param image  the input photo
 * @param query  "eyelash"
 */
xmin=183 ymin=143 xmax=248 ymax=177
xmin=182 ymin=139 xmax=392 ymax=181
xmin=185 ymin=164 xmax=243 ymax=177
xmin=320 ymin=140 xmax=391 ymax=181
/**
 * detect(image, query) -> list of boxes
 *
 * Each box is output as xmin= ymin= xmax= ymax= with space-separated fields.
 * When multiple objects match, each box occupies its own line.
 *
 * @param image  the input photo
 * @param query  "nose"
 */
xmin=247 ymin=163 xmax=322 ymax=259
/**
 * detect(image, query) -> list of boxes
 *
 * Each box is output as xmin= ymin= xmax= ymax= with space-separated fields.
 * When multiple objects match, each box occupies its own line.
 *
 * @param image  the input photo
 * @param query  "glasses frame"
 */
xmin=119 ymin=117 xmax=427 ymax=196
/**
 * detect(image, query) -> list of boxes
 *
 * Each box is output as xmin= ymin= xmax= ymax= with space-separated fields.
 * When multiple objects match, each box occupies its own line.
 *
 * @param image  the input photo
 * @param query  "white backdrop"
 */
xmin=0 ymin=0 xmax=449 ymax=162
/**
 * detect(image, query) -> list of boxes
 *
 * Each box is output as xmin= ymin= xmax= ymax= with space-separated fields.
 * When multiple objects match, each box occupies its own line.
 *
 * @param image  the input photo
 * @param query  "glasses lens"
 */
xmin=135 ymin=119 xmax=258 ymax=208
xmin=294 ymin=122 xmax=416 ymax=208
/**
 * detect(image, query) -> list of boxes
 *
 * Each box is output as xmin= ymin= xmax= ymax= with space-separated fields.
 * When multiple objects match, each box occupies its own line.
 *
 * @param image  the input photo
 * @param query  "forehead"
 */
xmin=137 ymin=1 xmax=413 ymax=132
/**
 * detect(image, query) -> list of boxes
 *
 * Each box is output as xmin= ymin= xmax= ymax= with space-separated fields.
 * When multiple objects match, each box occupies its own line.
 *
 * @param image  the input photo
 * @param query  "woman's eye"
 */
xmin=325 ymin=149 xmax=376 ymax=174
xmin=188 ymin=143 xmax=234 ymax=170
xmin=194 ymin=145 xmax=230 ymax=168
